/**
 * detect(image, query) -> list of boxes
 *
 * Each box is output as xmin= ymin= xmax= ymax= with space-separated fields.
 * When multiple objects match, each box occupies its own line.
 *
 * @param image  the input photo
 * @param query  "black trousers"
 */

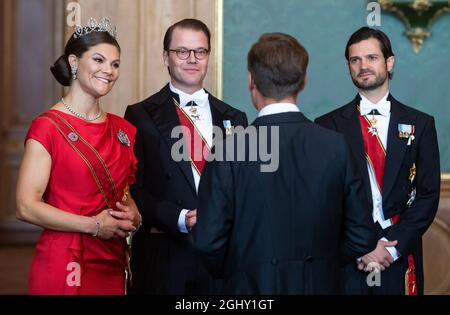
xmin=127 ymin=229 xmax=221 ymax=295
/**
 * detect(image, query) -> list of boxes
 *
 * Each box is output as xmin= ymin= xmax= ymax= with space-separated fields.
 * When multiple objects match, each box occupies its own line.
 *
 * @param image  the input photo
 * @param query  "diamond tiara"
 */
xmin=74 ymin=17 xmax=117 ymax=39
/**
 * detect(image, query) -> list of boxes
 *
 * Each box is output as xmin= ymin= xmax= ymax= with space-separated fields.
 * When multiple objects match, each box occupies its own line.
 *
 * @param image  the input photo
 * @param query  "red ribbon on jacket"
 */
xmin=359 ymin=111 xmax=417 ymax=295
xmin=173 ymin=99 xmax=210 ymax=175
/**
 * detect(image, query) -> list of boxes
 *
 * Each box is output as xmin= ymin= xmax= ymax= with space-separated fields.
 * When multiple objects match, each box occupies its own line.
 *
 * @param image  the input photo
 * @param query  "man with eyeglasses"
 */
xmin=125 ymin=18 xmax=248 ymax=294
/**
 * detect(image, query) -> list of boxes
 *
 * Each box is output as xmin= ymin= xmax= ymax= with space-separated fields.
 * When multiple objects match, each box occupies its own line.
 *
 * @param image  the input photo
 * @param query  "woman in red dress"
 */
xmin=16 ymin=18 xmax=142 ymax=295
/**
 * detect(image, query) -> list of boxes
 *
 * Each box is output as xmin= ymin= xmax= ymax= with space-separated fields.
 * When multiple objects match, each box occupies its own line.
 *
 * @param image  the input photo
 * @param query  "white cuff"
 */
xmin=178 ymin=209 xmax=190 ymax=234
xmin=381 ymin=237 xmax=401 ymax=261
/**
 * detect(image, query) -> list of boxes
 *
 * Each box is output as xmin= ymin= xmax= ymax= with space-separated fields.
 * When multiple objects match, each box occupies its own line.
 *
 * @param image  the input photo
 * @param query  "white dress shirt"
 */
xmin=359 ymin=91 xmax=399 ymax=260
xmin=170 ymin=83 xmax=213 ymax=233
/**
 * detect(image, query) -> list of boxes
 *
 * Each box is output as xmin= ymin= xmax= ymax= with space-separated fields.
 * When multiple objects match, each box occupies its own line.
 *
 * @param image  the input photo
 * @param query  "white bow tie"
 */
xmin=169 ymin=83 xmax=209 ymax=108
xmin=179 ymin=90 xmax=209 ymax=108
xmin=360 ymin=99 xmax=391 ymax=116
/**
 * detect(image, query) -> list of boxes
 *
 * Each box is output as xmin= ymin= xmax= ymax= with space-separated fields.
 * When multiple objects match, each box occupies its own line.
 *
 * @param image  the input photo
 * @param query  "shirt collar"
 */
xmin=169 ymin=82 xmax=209 ymax=108
xmin=359 ymin=91 xmax=391 ymax=116
xmin=258 ymin=103 xmax=300 ymax=118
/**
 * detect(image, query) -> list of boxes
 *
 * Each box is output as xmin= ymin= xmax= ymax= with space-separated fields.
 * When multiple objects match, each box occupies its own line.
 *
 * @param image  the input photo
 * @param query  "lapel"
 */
xmin=142 ymin=84 xmax=196 ymax=193
xmin=340 ymin=95 xmax=373 ymax=200
xmin=382 ymin=94 xmax=410 ymax=202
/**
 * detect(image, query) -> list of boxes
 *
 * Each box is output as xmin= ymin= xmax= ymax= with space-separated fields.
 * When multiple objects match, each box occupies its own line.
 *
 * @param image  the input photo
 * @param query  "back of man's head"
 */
xmin=247 ymin=33 xmax=308 ymax=101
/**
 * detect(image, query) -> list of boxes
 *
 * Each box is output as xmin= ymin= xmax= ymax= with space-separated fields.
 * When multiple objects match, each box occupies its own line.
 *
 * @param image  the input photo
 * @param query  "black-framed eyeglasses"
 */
xmin=168 ymin=48 xmax=210 ymax=60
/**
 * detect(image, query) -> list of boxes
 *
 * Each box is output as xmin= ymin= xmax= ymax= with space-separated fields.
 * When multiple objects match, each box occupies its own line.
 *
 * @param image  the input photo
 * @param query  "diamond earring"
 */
xmin=71 ymin=67 xmax=78 ymax=80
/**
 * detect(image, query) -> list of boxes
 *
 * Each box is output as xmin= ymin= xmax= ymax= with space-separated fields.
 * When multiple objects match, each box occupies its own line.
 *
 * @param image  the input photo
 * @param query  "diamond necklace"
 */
xmin=61 ymin=97 xmax=102 ymax=122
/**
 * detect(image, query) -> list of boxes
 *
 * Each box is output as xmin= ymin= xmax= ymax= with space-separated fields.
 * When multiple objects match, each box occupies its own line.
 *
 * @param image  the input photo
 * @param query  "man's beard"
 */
xmin=351 ymin=70 xmax=388 ymax=91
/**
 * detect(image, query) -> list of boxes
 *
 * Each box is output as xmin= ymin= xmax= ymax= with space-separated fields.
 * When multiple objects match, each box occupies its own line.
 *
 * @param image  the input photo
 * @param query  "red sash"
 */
xmin=173 ymin=98 xmax=210 ymax=175
xmin=359 ymin=113 xmax=386 ymax=192
xmin=39 ymin=111 xmax=120 ymax=211
xmin=358 ymin=109 xmax=417 ymax=295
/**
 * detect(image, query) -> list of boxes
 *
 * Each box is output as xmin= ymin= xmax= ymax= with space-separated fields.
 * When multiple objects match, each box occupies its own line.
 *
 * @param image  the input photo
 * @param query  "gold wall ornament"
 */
xmin=378 ymin=0 xmax=450 ymax=53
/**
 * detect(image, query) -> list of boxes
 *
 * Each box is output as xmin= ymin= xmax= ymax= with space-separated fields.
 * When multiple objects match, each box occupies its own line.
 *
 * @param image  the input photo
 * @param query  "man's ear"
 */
xmin=386 ymin=56 xmax=395 ymax=73
xmin=248 ymin=72 xmax=255 ymax=91
xmin=300 ymin=75 xmax=308 ymax=92
xmin=163 ymin=51 xmax=169 ymax=67
xmin=247 ymin=71 xmax=260 ymax=110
